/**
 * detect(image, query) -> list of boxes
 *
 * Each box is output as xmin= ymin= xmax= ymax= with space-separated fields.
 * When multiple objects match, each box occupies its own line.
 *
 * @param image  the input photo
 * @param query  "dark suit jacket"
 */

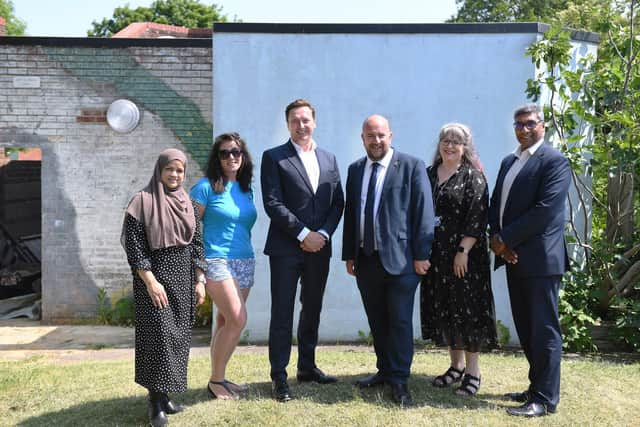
xmin=488 ymin=143 xmax=571 ymax=277
xmin=342 ymin=150 xmax=435 ymax=275
xmin=261 ymin=140 xmax=344 ymax=257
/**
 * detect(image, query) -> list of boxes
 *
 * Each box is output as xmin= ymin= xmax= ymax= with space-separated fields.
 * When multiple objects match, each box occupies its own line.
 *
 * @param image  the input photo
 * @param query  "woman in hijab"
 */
xmin=122 ymin=148 xmax=207 ymax=427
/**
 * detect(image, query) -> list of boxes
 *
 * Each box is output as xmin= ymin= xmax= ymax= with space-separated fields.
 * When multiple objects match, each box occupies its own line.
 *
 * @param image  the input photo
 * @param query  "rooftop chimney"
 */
xmin=0 ymin=17 xmax=6 ymax=36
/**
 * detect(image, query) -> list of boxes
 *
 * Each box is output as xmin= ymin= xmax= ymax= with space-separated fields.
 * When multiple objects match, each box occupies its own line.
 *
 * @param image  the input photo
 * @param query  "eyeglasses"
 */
xmin=218 ymin=149 xmax=243 ymax=160
xmin=440 ymin=139 xmax=464 ymax=147
xmin=513 ymin=120 xmax=543 ymax=130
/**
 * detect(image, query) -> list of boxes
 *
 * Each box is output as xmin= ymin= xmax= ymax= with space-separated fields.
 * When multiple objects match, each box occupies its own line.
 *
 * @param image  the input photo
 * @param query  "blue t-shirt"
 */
xmin=190 ymin=178 xmax=257 ymax=259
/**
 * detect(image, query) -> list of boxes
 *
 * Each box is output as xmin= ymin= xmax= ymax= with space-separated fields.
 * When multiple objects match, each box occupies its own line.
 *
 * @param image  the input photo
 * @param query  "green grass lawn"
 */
xmin=1 ymin=347 xmax=638 ymax=426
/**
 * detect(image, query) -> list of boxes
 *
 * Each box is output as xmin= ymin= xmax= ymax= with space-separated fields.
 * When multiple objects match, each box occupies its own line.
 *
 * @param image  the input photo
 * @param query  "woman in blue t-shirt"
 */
xmin=190 ymin=132 xmax=257 ymax=399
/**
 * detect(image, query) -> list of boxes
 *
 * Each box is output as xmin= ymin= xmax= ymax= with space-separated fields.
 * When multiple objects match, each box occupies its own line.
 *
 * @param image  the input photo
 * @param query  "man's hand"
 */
xmin=345 ymin=259 xmax=356 ymax=276
xmin=490 ymin=234 xmax=506 ymax=256
xmin=490 ymin=234 xmax=518 ymax=264
xmin=414 ymin=259 xmax=431 ymax=275
xmin=300 ymin=231 xmax=326 ymax=252
xmin=501 ymin=247 xmax=519 ymax=264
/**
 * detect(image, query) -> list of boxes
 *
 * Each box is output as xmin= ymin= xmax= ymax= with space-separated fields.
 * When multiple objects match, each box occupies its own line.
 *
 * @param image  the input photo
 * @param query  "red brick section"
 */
xmin=113 ymin=22 xmax=212 ymax=38
xmin=0 ymin=16 xmax=6 ymax=36
xmin=76 ymin=109 xmax=107 ymax=123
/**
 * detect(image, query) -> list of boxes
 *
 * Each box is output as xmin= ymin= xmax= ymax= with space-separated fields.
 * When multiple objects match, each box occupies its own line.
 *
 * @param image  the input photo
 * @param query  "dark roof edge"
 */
xmin=0 ymin=37 xmax=212 ymax=48
xmin=213 ymin=22 xmax=599 ymax=43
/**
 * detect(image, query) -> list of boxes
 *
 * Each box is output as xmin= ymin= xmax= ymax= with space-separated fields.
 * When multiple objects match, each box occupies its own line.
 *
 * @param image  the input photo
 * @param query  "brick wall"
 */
xmin=0 ymin=37 xmax=212 ymax=322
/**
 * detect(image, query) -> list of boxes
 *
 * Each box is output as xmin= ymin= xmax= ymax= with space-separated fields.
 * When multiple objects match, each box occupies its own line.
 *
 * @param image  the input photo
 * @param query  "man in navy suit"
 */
xmin=342 ymin=114 xmax=435 ymax=406
xmin=488 ymin=103 xmax=571 ymax=417
xmin=261 ymin=99 xmax=344 ymax=402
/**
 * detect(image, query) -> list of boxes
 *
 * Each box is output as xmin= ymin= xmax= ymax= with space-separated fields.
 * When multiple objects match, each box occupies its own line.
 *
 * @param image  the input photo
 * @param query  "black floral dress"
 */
xmin=420 ymin=163 xmax=498 ymax=352
xmin=123 ymin=203 xmax=206 ymax=393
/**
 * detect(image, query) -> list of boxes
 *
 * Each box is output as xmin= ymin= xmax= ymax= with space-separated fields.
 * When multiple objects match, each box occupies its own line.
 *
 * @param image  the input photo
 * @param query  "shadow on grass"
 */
xmin=17 ymin=374 xmax=512 ymax=426
xmin=200 ymin=374 xmax=502 ymax=410
xmin=16 ymin=395 xmax=149 ymax=427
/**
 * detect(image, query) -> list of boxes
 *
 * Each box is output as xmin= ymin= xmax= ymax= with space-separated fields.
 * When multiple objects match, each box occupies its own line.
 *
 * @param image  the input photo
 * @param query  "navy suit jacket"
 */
xmin=488 ymin=143 xmax=571 ymax=277
xmin=342 ymin=150 xmax=435 ymax=276
xmin=261 ymin=140 xmax=344 ymax=257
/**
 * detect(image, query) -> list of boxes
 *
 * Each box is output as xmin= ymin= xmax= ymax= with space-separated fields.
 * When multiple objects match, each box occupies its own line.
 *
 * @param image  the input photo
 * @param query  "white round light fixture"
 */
xmin=107 ymin=99 xmax=140 ymax=133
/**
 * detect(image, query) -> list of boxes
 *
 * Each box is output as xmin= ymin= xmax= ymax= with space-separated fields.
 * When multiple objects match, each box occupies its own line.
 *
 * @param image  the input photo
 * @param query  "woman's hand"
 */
xmin=146 ymin=280 xmax=168 ymax=309
xmin=453 ymin=252 xmax=468 ymax=278
xmin=195 ymin=282 xmax=206 ymax=306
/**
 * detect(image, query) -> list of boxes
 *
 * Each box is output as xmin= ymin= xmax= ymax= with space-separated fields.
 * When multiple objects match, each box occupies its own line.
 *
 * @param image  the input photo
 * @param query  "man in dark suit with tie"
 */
xmin=488 ymin=103 xmax=571 ymax=417
xmin=342 ymin=114 xmax=435 ymax=406
xmin=261 ymin=99 xmax=344 ymax=402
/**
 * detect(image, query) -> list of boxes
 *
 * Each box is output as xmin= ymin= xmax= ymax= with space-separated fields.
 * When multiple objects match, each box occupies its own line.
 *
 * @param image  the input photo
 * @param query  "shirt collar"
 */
xmin=366 ymin=147 xmax=394 ymax=169
xmin=514 ymin=138 xmax=544 ymax=159
xmin=291 ymin=139 xmax=316 ymax=155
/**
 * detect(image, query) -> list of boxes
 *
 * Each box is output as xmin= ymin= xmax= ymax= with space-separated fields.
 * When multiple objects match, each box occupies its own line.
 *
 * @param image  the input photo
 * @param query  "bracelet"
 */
xmin=196 ymin=276 xmax=206 ymax=284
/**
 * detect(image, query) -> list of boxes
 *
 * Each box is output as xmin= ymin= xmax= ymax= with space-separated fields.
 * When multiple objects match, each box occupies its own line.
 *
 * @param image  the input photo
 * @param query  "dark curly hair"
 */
xmin=205 ymin=132 xmax=254 ymax=194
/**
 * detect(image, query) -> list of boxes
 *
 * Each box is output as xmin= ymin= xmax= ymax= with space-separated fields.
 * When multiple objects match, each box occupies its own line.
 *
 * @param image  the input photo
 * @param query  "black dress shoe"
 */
xmin=148 ymin=396 xmax=168 ymax=427
xmin=503 ymin=390 xmax=529 ymax=402
xmin=355 ymin=373 xmax=386 ymax=388
xmin=296 ymin=367 xmax=338 ymax=384
xmin=390 ymin=383 xmax=413 ymax=406
xmin=507 ymin=402 xmax=549 ymax=417
xmin=272 ymin=380 xmax=293 ymax=402
xmin=161 ymin=395 xmax=185 ymax=414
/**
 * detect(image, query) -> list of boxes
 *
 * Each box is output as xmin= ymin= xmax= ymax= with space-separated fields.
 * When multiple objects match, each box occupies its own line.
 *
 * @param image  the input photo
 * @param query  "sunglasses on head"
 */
xmin=218 ymin=149 xmax=243 ymax=160
xmin=513 ymin=120 xmax=543 ymax=130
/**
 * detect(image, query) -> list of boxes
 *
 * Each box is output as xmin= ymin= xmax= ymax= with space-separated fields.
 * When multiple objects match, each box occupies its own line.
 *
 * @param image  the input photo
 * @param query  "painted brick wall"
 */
xmin=0 ymin=38 xmax=212 ymax=322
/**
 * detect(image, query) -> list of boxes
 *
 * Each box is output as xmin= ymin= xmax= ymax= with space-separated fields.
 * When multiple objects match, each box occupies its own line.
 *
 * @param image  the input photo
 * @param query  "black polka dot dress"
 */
xmin=123 ymin=203 xmax=206 ymax=393
xmin=420 ymin=164 xmax=498 ymax=352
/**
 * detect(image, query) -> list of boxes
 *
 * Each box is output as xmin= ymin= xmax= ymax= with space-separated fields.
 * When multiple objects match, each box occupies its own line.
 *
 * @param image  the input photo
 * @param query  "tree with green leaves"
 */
xmin=448 ymin=0 xmax=568 ymax=23
xmin=0 ymin=0 xmax=26 ymax=35
xmin=88 ymin=0 xmax=228 ymax=37
xmin=449 ymin=0 xmax=612 ymax=32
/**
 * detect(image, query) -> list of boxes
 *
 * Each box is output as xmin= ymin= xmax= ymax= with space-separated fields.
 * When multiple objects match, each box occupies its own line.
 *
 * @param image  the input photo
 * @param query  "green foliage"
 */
xmin=357 ymin=330 xmax=373 ymax=346
xmin=94 ymin=288 xmax=135 ymax=327
xmin=523 ymin=2 xmax=640 ymax=352
xmin=559 ymin=268 xmax=597 ymax=352
xmin=0 ymin=0 xmax=26 ymax=35
xmin=194 ymin=293 xmax=212 ymax=327
xmin=450 ymin=0 xmax=576 ymax=24
xmin=610 ymin=297 xmax=640 ymax=351
xmin=495 ymin=320 xmax=511 ymax=346
xmin=87 ymin=0 xmax=228 ymax=37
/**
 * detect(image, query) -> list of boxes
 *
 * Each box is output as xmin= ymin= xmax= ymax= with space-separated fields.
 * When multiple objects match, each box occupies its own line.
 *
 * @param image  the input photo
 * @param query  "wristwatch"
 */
xmin=196 ymin=276 xmax=206 ymax=284
xmin=457 ymin=245 xmax=469 ymax=254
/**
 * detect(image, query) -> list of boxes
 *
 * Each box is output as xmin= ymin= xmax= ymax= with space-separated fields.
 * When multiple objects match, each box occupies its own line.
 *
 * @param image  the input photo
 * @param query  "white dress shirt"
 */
xmin=359 ymin=148 xmax=394 ymax=250
xmin=292 ymin=140 xmax=328 ymax=242
xmin=499 ymin=138 xmax=544 ymax=227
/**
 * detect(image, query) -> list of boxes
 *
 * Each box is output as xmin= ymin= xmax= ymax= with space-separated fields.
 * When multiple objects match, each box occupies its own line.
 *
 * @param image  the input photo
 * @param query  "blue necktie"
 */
xmin=363 ymin=162 xmax=379 ymax=256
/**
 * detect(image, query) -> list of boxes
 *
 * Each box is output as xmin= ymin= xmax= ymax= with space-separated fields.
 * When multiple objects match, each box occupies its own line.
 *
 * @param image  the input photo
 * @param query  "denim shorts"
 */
xmin=205 ymin=258 xmax=255 ymax=289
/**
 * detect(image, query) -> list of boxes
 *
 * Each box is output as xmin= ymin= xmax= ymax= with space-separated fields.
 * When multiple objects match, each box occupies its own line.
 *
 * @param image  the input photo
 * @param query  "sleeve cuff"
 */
xmin=297 ymin=227 xmax=311 ymax=242
xmin=318 ymin=229 xmax=330 ymax=240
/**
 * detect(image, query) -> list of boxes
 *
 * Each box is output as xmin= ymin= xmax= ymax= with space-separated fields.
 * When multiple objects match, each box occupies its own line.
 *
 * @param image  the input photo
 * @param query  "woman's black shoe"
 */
xmin=148 ymin=392 xmax=169 ymax=427
xmin=160 ymin=393 xmax=185 ymax=414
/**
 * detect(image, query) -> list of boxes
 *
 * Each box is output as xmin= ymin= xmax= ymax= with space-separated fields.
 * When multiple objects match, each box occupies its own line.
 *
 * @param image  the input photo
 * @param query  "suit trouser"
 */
xmin=268 ymin=253 xmax=330 ymax=382
xmin=356 ymin=251 xmax=420 ymax=385
xmin=506 ymin=270 xmax=562 ymax=410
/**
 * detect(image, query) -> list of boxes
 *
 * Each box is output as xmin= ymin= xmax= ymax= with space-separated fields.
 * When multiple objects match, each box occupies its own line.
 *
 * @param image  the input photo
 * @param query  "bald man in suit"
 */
xmin=342 ymin=114 xmax=435 ymax=406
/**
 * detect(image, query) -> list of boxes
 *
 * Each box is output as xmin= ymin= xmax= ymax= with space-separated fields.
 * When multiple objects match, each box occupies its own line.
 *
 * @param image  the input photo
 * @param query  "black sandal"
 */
xmin=455 ymin=373 xmax=481 ymax=396
xmin=207 ymin=380 xmax=239 ymax=399
xmin=224 ymin=379 xmax=249 ymax=393
xmin=432 ymin=366 xmax=465 ymax=388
